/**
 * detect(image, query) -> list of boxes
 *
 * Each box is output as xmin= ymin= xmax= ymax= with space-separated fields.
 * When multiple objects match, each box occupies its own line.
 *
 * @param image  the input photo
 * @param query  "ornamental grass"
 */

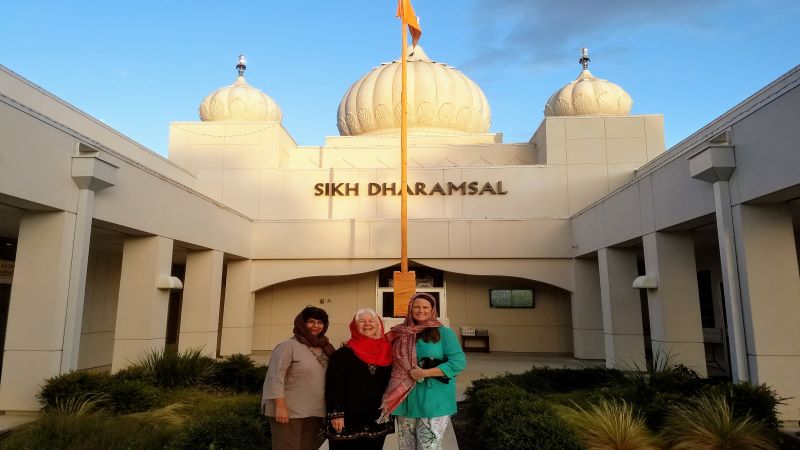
xmin=559 ymin=399 xmax=660 ymax=450
xmin=662 ymin=391 xmax=778 ymax=450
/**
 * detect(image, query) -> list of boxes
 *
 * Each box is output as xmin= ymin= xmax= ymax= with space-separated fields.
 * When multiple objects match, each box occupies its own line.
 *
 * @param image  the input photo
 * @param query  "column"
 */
xmin=688 ymin=139 xmax=748 ymax=380
xmin=733 ymin=204 xmax=800 ymax=419
xmin=0 ymin=212 xmax=76 ymax=411
xmin=598 ymin=248 xmax=646 ymax=369
xmin=642 ymin=232 xmax=707 ymax=376
xmin=111 ymin=236 xmax=173 ymax=372
xmin=220 ymin=260 xmax=255 ymax=356
xmin=571 ymin=258 xmax=605 ymax=359
xmin=178 ymin=250 xmax=224 ymax=356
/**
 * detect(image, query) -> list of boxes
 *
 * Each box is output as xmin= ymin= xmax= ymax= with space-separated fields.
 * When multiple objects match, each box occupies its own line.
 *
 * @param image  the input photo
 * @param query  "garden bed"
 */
xmin=454 ymin=363 xmax=790 ymax=450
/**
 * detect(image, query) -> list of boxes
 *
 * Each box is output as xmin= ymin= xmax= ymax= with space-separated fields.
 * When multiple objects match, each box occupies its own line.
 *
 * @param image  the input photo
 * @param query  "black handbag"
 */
xmin=418 ymin=356 xmax=450 ymax=384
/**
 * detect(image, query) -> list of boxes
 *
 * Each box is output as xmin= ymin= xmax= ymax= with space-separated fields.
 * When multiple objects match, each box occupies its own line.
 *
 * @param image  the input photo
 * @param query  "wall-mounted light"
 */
xmin=157 ymin=275 xmax=183 ymax=290
xmin=632 ymin=275 xmax=658 ymax=289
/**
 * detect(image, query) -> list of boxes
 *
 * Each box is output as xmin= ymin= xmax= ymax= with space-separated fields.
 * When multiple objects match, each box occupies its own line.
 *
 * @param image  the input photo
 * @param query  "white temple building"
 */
xmin=0 ymin=48 xmax=798 ymax=418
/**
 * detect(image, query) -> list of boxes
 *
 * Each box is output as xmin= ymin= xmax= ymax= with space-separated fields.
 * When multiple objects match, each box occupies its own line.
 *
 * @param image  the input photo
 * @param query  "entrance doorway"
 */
xmin=0 ymin=284 xmax=10 ymax=378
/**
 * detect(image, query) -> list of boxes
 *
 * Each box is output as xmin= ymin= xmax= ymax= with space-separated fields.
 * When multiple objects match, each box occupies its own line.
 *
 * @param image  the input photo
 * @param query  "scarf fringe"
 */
xmin=376 ymin=402 xmax=392 ymax=424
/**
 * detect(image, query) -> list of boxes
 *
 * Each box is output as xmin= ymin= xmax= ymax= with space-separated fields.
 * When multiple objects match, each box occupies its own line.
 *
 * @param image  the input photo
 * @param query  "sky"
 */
xmin=1 ymin=1 xmax=799 ymax=156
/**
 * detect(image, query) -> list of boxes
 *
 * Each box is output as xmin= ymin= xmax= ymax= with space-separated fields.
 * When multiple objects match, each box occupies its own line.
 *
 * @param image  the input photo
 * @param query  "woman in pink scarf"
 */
xmin=379 ymin=293 xmax=466 ymax=450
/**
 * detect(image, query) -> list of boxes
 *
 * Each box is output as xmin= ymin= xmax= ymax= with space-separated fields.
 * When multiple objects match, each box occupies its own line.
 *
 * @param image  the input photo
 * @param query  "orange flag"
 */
xmin=397 ymin=0 xmax=422 ymax=47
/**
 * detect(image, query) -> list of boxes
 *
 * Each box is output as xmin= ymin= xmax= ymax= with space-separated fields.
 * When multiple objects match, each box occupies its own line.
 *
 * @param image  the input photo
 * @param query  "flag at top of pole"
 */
xmin=397 ymin=0 xmax=422 ymax=47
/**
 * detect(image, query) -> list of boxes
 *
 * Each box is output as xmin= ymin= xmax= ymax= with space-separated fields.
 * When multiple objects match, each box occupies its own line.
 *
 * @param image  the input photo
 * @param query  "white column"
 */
xmin=111 ymin=236 xmax=173 ymax=372
xmin=642 ymin=232 xmax=707 ymax=377
xmin=598 ymin=248 xmax=646 ymax=369
xmin=0 ymin=212 xmax=76 ymax=411
xmin=733 ymin=204 xmax=800 ymax=419
xmin=220 ymin=260 xmax=255 ymax=356
xmin=572 ymin=258 xmax=605 ymax=359
xmin=688 ymin=141 xmax=748 ymax=381
xmin=179 ymin=250 xmax=224 ymax=356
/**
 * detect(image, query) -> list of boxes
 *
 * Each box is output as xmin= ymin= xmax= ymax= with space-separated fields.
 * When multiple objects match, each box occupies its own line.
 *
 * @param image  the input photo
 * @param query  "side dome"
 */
xmin=199 ymin=56 xmax=283 ymax=122
xmin=337 ymin=46 xmax=491 ymax=136
xmin=544 ymin=49 xmax=632 ymax=117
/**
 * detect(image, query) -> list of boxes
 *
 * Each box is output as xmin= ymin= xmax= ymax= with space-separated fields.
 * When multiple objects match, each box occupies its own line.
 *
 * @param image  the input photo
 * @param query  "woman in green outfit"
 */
xmin=378 ymin=293 xmax=466 ymax=450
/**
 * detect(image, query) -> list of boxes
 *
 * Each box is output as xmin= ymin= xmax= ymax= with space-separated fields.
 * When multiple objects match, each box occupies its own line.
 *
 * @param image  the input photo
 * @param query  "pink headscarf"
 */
xmin=378 ymin=293 xmax=442 ymax=423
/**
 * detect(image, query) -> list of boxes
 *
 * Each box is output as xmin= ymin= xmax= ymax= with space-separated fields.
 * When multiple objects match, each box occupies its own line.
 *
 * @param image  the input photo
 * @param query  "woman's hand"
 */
xmin=331 ymin=417 xmax=345 ymax=433
xmin=409 ymin=367 xmax=427 ymax=381
xmin=274 ymin=398 xmax=289 ymax=424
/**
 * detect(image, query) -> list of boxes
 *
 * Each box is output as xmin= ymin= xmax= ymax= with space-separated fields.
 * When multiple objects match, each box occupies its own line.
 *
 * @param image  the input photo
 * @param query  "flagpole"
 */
xmin=400 ymin=19 xmax=409 ymax=274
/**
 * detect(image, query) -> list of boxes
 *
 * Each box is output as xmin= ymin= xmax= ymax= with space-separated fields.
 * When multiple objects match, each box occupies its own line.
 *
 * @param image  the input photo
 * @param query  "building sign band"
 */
xmin=314 ymin=181 xmax=508 ymax=197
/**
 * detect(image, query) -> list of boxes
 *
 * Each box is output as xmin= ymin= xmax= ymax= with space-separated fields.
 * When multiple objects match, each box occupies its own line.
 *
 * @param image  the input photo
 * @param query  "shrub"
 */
xmin=0 ymin=413 xmax=173 ymax=450
xmin=38 ymin=370 xmax=160 ymax=415
xmin=38 ymin=371 xmax=114 ymax=411
xmin=706 ymin=382 xmax=783 ymax=432
xmin=210 ymin=354 xmax=268 ymax=393
xmin=560 ymin=399 xmax=660 ymax=450
xmin=468 ymin=384 xmax=584 ymax=450
xmin=167 ymin=395 xmax=269 ymax=450
xmin=132 ymin=348 xmax=217 ymax=388
xmin=107 ymin=379 xmax=160 ymax=413
xmin=662 ymin=391 xmax=778 ymax=450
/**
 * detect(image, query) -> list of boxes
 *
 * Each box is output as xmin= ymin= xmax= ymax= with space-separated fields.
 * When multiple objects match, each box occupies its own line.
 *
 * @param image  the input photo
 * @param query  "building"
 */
xmin=0 ymin=49 xmax=798 ymax=418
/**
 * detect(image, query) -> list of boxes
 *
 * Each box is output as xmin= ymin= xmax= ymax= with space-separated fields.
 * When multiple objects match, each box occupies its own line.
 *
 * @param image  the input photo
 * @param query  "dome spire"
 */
xmin=236 ymin=54 xmax=247 ymax=77
xmin=579 ymin=47 xmax=590 ymax=70
xmin=543 ymin=49 xmax=633 ymax=117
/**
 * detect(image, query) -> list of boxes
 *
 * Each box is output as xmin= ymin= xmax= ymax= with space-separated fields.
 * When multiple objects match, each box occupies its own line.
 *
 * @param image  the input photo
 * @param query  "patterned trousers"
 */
xmin=396 ymin=416 xmax=450 ymax=450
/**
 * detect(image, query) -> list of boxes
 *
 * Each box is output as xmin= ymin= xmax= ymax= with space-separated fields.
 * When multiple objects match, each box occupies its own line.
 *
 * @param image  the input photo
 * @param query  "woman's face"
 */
xmin=356 ymin=313 xmax=380 ymax=339
xmin=305 ymin=318 xmax=325 ymax=336
xmin=411 ymin=298 xmax=433 ymax=323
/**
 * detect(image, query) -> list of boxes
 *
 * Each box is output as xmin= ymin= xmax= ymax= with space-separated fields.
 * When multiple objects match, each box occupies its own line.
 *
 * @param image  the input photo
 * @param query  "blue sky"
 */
xmin=2 ymin=1 xmax=799 ymax=156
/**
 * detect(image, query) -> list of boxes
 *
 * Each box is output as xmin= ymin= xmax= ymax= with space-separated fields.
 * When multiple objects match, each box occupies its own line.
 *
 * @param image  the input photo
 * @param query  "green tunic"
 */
xmin=393 ymin=326 xmax=466 ymax=418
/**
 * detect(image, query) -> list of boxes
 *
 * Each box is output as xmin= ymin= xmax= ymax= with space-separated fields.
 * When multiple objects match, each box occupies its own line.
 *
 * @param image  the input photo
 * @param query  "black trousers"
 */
xmin=329 ymin=435 xmax=387 ymax=450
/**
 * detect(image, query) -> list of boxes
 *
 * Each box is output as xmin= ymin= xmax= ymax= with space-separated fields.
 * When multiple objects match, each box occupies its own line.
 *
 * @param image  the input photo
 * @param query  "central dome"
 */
xmin=337 ymin=46 xmax=491 ymax=136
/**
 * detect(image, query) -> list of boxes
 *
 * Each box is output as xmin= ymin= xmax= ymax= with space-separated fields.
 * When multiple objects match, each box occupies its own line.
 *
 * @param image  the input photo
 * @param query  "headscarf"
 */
xmin=346 ymin=310 xmax=392 ymax=366
xmin=378 ymin=293 xmax=443 ymax=423
xmin=292 ymin=308 xmax=336 ymax=356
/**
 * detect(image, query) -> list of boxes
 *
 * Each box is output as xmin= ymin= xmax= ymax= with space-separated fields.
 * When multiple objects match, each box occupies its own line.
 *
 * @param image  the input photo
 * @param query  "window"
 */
xmin=489 ymin=289 xmax=534 ymax=308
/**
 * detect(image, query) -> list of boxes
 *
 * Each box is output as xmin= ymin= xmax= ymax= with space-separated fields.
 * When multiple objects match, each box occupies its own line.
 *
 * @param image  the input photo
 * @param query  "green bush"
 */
xmin=468 ymin=384 xmax=584 ymax=450
xmin=702 ymin=382 xmax=783 ymax=432
xmin=466 ymin=367 xmax=625 ymax=398
xmin=106 ymin=379 xmax=160 ymax=413
xmin=167 ymin=395 xmax=269 ymax=450
xmin=132 ymin=348 xmax=217 ymax=388
xmin=210 ymin=354 xmax=268 ymax=393
xmin=38 ymin=371 xmax=114 ymax=411
xmin=37 ymin=371 xmax=160 ymax=415
xmin=0 ymin=413 xmax=173 ymax=450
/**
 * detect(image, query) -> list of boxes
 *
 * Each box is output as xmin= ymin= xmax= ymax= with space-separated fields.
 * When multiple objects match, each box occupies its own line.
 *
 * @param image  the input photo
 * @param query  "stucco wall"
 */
xmin=252 ymin=273 xmax=378 ymax=351
xmin=445 ymin=274 xmax=573 ymax=353
xmin=78 ymin=249 xmax=122 ymax=370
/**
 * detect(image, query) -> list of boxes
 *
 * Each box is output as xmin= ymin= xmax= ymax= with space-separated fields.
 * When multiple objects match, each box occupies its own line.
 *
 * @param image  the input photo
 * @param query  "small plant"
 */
xmin=132 ymin=348 xmax=217 ymax=388
xmin=560 ymin=399 xmax=660 ymax=450
xmin=165 ymin=395 xmax=269 ymax=450
xmin=0 ymin=413 xmax=175 ymax=450
xmin=662 ymin=391 xmax=778 ymax=450
xmin=210 ymin=353 xmax=268 ymax=393
xmin=468 ymin=384 xmax=584 ymax=450
xmin=48 ymin=392 xmax=109 ymax=416
xmin=38 ymin=371 xmax=114 ymax=412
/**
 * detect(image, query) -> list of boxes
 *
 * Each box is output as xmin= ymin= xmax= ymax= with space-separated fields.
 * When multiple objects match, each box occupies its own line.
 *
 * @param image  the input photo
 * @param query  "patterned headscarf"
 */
xmin=292 ymin=307 xmax=335 ymax=356
xmin=378 ymin=293 xmax=442 ymax=423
